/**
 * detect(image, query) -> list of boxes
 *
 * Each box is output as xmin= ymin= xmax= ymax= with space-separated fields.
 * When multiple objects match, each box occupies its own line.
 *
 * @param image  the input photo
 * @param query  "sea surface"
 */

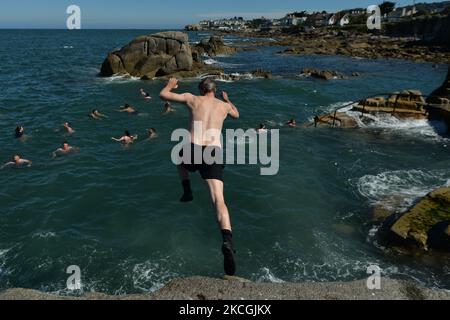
xmin=0 ymin=29 xmax=449 ymax=294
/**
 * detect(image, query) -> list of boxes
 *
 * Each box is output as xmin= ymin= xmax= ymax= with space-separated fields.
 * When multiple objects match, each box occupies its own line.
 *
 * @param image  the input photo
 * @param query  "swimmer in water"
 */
xmin=52 ymin=141 xmax=78 ymax=157
xmin=256 ymin=123 xmax=267 ymax=133
xmin=63 ymin=122 xmax=75 ymax=134
xmin=90 ymin=109 xmax=108 ymax=120
xmin=118 ymin=104 xmax=139 ymax=114
xmin=1 ymin=155 xmax=32 ymax=169
xmin=163 ymin=101 xmax=175 ymax=114
xmin=140 ymin=88 xmax=152 ymax=100
xmin=111 ymin=130 xmax=138 ymax=144
xmin=286 ymin=118 xmax=297 ymax=127
xmin=15 ymin=126 xmax=25 ymax=139
xmin=147 ymin=128 xmax=157 ymax=139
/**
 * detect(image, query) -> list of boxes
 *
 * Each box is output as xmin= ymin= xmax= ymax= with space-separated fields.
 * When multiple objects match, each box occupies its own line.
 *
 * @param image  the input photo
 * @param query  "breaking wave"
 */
xmin=356 ymin=169 xmax=450 ymax=210
xmin=319 ymin=101 xmax=448 ymax=141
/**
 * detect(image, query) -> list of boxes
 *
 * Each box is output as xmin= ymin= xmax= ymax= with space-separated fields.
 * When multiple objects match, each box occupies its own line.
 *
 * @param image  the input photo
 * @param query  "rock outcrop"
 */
xmin=427 ymin=66 xmax=450 ymax=105
xmin=193 ymin=36 xmax=237 ymax=57
xmin=185 ymin=24 xmax=200 ymax=31
xmin=100 ymin=31 xmax=194 ymax=78
xmin=385 ymin=187 xmax=450 ymax=251
xmin=272 ymin=29 xmax=450 ymax=64
xmin=300 ymin=68 xmax=346 ymax=80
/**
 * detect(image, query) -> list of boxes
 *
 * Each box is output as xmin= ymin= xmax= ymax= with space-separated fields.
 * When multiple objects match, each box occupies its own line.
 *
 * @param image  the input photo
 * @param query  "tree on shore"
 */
xmin=379 ymin=1 xmax=396 ymax=16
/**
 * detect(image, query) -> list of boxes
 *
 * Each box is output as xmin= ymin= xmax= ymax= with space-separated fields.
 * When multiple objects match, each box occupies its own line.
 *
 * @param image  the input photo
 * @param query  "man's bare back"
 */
xmin=160 ymin=78 xmax=239 ymax=147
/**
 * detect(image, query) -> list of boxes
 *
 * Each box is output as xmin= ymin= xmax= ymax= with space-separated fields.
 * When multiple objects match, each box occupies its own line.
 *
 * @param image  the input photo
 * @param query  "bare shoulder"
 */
xmin=215 ymin=97 xmax=229 ymax=107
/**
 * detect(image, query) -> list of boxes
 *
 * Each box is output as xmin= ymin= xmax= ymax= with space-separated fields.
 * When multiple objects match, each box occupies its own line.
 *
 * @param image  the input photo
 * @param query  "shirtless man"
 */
xmin=90 ymin=109 xmax=108 ymax=120
xmin=286 ymin=118 xmax=297 ymax=127
xmin=63 ymin=122 xmax=75 ymax=134
xmin=53 ymin=141 xmax=78 ymax=157
xmin=147 ymin=128 xmax=157 ymax=139
xmin=111 ymin=130 xmax=138 ymax=144
xmin=163 ymin=101 xmax=175 ymax=114
xmin=256 ymin=123 xmax=267 ymax=133
xmin=1 ymin=155 xmax=32 ymax=169
xmin=118 ymin=104 xmax=139 ymax=115
xmin=140 ymin=88 xmax=152 ymax=100
xmin=15 ymin=126 xmax=25 ymax=139
xmin=160 ymin=77 xmax=239 ymax=276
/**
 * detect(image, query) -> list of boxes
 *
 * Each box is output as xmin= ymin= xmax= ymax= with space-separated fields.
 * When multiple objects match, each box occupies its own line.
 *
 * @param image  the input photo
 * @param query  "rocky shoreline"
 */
xmin=223 ymin=29 xmax=450 ymax=64
xmin=1 ymin=276 xmax=450 ymax=300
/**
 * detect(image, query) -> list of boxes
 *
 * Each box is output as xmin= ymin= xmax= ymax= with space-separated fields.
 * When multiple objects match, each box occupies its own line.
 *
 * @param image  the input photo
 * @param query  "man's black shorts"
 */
xmin=179 ymin=143 xmax=225 ymax=181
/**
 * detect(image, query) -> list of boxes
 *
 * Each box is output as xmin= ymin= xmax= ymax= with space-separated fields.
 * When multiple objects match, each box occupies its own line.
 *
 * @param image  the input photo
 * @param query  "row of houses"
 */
xmin=185 ymin=1 xmax=450 ymax=31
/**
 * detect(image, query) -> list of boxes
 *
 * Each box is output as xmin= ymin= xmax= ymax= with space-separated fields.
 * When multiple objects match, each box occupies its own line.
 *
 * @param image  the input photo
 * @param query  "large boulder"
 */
xmin=100 ymin=31 xmax=193 ymax=78
xmin=388 ymin=187 xmax=450 ymax=251
xmin=427 ymin=66 xmax=450 ymax=105
xmin=193 ymin=36 xmax=237 ymax=57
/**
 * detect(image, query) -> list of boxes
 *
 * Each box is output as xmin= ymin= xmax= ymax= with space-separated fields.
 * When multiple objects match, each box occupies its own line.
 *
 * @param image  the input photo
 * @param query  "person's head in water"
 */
xmin=125 ymin=130 xmax=131 ymax=137
xmin=15 ymin=126 xmax=24 ymax=138
xmin=199 ymin=78 xmax=217 ymax=96
xmin=259 ymin=123 xmax=266 ymax=130
xmin=62 ymin=141 xmax=69 ymax=150
xmin=13 ymin=155 xmax=20 ymax=163
xmin=148 ymin=128 xmax=157 ymax=137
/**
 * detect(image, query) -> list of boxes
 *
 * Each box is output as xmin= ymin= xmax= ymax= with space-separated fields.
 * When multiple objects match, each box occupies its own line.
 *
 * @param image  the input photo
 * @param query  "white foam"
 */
xmin=0 ymin=248 xmax=10 ymax=275
xmin=132 ymin=260 xmax=179 ymax=292
xmin=204 ymin=58 xmax=219 ymax=65
xmin=32 ymin=232 xmax=57 ymax=239
xmin=319 ymin=101 xmax=448 ymax=142
xmin=102 ymin=74 xmax=141 ymax=82
xmin=256 ymin=267 xmax=285 ymax=283
xmin=357 ymin=169 xmax=450 ymax=210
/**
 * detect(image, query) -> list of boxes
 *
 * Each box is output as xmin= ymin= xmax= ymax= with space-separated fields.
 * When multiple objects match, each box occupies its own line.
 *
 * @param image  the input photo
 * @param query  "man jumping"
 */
xmin=160 ymin=77 xmax=239 ymax=276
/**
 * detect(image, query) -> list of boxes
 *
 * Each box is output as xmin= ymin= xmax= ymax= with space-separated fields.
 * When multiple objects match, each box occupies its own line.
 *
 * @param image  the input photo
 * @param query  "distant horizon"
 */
xmin=0 ymin=0 xmax=444 ymax=29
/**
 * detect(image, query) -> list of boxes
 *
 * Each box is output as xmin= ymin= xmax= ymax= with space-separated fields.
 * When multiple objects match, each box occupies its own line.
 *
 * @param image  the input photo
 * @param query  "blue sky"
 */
xmin=0 ymin=0 xmax=442 ymax=28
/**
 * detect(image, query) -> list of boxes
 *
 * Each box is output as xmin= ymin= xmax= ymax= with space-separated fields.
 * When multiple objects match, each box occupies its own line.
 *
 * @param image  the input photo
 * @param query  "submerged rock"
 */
xmin=303 ymin=112 xmax=359 ymax=128
xmin=388 ymin=187 xmax=450 ymax=251
xmin=299 ymin=68 xmax=345 ymax=80
xmin=100 ymin=31 xmax=194 ymax=78
xmin=251 ymin=69 xmax=273 ymax=79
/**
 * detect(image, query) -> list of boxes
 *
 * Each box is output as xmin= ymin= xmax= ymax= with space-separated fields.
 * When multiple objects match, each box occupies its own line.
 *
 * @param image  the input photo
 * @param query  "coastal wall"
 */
xmin=384 ymin=15 xmax=450 ymax=46
xmin=1 ymin=277 xmax=450 ymax=300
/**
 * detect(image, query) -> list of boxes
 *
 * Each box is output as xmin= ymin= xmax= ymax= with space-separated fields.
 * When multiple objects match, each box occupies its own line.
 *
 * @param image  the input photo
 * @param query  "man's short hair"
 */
xmin=199 ymin=78 xmax=217 ymax=95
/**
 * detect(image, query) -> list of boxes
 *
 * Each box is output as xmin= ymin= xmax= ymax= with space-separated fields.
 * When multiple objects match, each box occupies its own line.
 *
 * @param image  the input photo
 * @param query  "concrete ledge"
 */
xmin=1 ymin=277 xmax=449 ymax=300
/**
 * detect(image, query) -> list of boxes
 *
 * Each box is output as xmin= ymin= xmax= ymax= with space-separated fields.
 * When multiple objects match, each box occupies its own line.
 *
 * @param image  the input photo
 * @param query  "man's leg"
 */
xmin=178 ymin=165 xmax=193 ymax=202
xmin=205 ymin=179 xmax=235 ymax=276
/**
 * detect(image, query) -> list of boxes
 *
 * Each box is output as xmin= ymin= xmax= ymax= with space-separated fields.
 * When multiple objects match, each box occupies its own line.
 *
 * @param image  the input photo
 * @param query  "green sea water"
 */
xmin=0 ymin=29 xmax=449 ymax=294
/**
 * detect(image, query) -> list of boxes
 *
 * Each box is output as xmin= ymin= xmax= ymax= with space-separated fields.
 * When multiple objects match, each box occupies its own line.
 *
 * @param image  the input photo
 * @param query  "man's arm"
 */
xmin=21 ymin=159 xmax=32 ymax=166
xmin=0 ymin=162 xmax=14 ymax=169
xmin=222 ymin=91 xmax=239 ymax=119
xmin=159 ymin=78 xmax=194 ymax=105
